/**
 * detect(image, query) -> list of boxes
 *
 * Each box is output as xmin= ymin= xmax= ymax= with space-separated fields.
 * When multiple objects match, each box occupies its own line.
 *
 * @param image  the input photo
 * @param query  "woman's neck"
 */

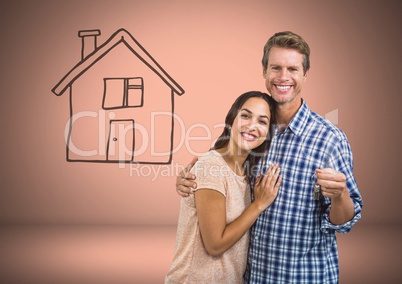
xmin=215 ymin=146 xmax=247 ymax=176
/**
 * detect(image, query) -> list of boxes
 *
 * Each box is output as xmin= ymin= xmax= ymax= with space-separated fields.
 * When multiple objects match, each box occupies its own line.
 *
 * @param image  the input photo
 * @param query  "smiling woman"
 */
xmin=229 ymin=98 xmax=271 ymax=156
xmin=165 ymin=91 xmax=282 ymax=283
xmin=212 ymin=91 xmax=276 ymax=179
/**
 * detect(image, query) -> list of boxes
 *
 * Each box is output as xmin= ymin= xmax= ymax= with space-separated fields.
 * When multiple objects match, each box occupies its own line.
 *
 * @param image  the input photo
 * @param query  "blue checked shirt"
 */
xmin=244 ymin=100 xmax=363 ymax=284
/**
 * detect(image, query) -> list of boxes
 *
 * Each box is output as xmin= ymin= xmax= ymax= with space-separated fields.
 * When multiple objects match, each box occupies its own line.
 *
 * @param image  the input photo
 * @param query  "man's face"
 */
xmin=263 ymin=47 xmax=307 ymax=105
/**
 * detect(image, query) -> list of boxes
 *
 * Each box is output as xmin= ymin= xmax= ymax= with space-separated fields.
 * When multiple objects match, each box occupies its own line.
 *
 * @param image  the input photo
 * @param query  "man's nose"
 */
xmin=278 ymin=69 xmax=290 ymax=81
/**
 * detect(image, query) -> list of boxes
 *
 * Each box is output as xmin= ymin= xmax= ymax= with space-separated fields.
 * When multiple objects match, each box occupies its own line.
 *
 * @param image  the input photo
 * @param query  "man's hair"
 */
xmin=262 ymin=31 xmax=311 ymax=75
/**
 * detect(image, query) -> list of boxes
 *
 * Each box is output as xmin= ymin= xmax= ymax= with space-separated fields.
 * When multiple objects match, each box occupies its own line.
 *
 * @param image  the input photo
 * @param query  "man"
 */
xmin=176 ymin=31 xmax=363 ymax=283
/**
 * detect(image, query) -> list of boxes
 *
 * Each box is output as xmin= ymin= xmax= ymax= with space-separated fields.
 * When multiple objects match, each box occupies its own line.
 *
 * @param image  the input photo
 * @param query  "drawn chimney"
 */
xmin=78 ymin=29 xmax=101 ymax=60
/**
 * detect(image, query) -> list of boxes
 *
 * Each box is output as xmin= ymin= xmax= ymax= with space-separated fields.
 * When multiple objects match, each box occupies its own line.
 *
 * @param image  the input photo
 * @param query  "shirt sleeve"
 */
xmin=320 ymin=137 xmax=363 ymax=234
xmin=192 ymin=154 xmax=228 ymax=197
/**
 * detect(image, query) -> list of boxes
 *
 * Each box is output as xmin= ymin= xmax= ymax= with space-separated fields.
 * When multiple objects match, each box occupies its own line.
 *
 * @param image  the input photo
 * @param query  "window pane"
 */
xmin=127 ymin=88 xmax=143 ymax=107
xmin=128 ymin=77 xmax=142 ymax=86
xmin=103 ymin=79 xmax=125 ymax=109
xmin=127 ymin=77 xmax=143 ymax=107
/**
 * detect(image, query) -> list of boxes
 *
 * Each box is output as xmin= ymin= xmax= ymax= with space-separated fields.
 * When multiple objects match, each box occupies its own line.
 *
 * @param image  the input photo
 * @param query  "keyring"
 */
xmin=311 ymin=172 xmax=321 ymax=200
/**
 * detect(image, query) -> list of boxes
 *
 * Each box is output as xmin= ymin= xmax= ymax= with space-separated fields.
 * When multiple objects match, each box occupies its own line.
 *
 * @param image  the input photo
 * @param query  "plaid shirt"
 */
xmin=244 ymin=100 xmax=363 ymax=283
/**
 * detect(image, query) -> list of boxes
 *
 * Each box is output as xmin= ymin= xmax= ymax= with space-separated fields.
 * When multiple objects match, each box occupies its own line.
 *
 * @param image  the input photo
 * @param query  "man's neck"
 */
xmin=276 ymin=98 xmax=303 ymax=131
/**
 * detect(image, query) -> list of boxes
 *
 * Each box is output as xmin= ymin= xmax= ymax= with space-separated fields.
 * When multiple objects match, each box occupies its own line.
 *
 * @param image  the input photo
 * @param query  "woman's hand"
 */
xmin=253 ymin=164 xmax=282 ymax=212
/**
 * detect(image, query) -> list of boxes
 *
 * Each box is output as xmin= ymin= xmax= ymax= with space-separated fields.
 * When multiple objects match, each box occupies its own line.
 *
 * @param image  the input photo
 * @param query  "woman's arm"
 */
xmin=195 ymin=164 xmax=281 ymax=257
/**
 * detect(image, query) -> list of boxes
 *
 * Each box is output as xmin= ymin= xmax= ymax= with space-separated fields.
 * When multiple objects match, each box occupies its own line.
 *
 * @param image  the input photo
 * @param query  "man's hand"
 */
xmin=316 ymin=168 xmax=348 ymax=200
xmin=176 ymin=156 xmax=198 ymax=197
xmin=316 ymin=168 xmax=355 ymax=225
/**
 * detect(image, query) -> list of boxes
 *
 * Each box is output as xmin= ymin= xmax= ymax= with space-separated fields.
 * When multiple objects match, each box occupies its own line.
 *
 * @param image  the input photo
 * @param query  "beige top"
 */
xmin=166 ymin=150 xmax=251 ymax=284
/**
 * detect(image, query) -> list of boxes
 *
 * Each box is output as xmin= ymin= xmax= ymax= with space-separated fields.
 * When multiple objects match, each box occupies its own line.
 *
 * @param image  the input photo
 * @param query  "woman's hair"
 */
xmin=262 ymin=31 xmax=311 ymax=75
xmin=212 ymin=91 xmax=276 ymax=180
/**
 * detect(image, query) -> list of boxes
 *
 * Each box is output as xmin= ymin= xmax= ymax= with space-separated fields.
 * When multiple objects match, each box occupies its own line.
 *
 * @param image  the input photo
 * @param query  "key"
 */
xmin=313 ymin=183 xmax=321 ymax=200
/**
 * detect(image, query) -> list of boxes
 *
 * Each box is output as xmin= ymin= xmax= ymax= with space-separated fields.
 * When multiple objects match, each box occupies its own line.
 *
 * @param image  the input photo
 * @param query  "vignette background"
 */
xmin=0 ymin=0 xmax=401 ymax=282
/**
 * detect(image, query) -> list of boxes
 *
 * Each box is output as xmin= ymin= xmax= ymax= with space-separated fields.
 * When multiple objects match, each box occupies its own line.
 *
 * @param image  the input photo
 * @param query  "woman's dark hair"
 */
xmin=212 ymin=91 xmax=276 ymax=180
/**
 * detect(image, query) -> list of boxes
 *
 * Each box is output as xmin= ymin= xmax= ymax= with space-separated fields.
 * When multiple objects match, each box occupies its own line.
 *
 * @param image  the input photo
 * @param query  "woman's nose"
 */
xmin=246 ymin=121 xmax=257 ymax=131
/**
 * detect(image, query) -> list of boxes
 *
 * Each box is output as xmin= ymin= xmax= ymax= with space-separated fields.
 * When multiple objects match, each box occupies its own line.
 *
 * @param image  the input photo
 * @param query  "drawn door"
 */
xmin=106 ymin=120 xmax=135 ymax=162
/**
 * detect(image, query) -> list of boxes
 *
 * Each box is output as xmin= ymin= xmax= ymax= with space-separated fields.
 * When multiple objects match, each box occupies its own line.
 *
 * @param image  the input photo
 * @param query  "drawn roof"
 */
xmin=52 ymin=28 xmax=184 ymax=96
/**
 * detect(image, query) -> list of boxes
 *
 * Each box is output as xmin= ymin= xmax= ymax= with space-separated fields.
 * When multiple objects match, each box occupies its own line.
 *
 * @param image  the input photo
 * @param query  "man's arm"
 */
xmin=317 ymin=136 xmax=363 ymax=230
xmin=316 ymin=168 xmax=355 ymax=225
xmin=175 ymin=157 xmax=198 ymax=197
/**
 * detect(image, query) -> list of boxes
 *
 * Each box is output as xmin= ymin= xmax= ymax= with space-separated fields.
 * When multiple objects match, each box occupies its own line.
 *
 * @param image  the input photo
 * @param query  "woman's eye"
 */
xmin=259 ymin=120 xmax=268 ymax=125
xmin=240 ymin=114 xmax=250 ymax=119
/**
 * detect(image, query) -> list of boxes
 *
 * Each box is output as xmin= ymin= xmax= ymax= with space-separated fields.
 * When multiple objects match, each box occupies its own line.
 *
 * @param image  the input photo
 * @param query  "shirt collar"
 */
xmin=281 ymin=99 xmax=310 ymax=136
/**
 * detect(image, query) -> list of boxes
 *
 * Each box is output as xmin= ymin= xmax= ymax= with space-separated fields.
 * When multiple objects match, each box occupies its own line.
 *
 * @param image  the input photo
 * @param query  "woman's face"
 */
xmin=230 ymin=97 xmax=271 ymax=154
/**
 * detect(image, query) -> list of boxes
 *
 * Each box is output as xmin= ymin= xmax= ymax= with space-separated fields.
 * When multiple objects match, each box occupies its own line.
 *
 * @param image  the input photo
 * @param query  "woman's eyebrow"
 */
xmin=241 ymin=108 xmax=269 ymax=119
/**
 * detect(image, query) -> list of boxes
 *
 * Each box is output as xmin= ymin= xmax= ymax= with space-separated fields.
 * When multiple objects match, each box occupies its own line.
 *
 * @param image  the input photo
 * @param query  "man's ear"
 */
xmin=303 ymin=70 xmax=309 ymax=82
xmin=262 ymin=68 xmax=267 ymax=78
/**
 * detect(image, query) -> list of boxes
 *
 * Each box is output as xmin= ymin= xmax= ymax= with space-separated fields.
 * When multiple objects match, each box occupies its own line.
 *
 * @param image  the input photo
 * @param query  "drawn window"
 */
xmin=103 ymin=77 xmax=144 ymax=109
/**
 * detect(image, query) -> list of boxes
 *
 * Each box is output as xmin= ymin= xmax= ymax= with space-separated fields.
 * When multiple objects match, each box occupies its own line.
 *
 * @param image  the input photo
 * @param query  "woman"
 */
xmin=165 ymin=91 xmax=282 ymax=283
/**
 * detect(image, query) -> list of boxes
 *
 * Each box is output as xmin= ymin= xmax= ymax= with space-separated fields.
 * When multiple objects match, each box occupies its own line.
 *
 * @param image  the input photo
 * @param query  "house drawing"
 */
xmin=52 ymin=28 xmax=185 ymax=164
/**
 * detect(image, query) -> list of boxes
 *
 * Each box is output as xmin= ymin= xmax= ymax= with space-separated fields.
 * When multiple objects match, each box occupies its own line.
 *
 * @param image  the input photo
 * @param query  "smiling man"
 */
xmin=176 ymin=31 xmax=363 ymax=283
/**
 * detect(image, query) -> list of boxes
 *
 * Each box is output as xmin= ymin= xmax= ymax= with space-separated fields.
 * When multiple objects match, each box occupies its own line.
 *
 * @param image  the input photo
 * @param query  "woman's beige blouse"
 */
xmin=166 ymin=150 xmax=251 ymax=283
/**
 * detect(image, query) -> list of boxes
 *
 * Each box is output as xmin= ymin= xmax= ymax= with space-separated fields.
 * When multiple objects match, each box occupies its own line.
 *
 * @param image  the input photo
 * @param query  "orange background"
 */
xmin=0 ymin=0 xmax=401 ymax=282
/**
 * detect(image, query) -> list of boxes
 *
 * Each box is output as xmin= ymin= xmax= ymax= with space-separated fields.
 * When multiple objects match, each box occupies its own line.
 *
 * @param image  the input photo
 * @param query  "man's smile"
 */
xmin=275 ymin=85 xmax=292 ymax=92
